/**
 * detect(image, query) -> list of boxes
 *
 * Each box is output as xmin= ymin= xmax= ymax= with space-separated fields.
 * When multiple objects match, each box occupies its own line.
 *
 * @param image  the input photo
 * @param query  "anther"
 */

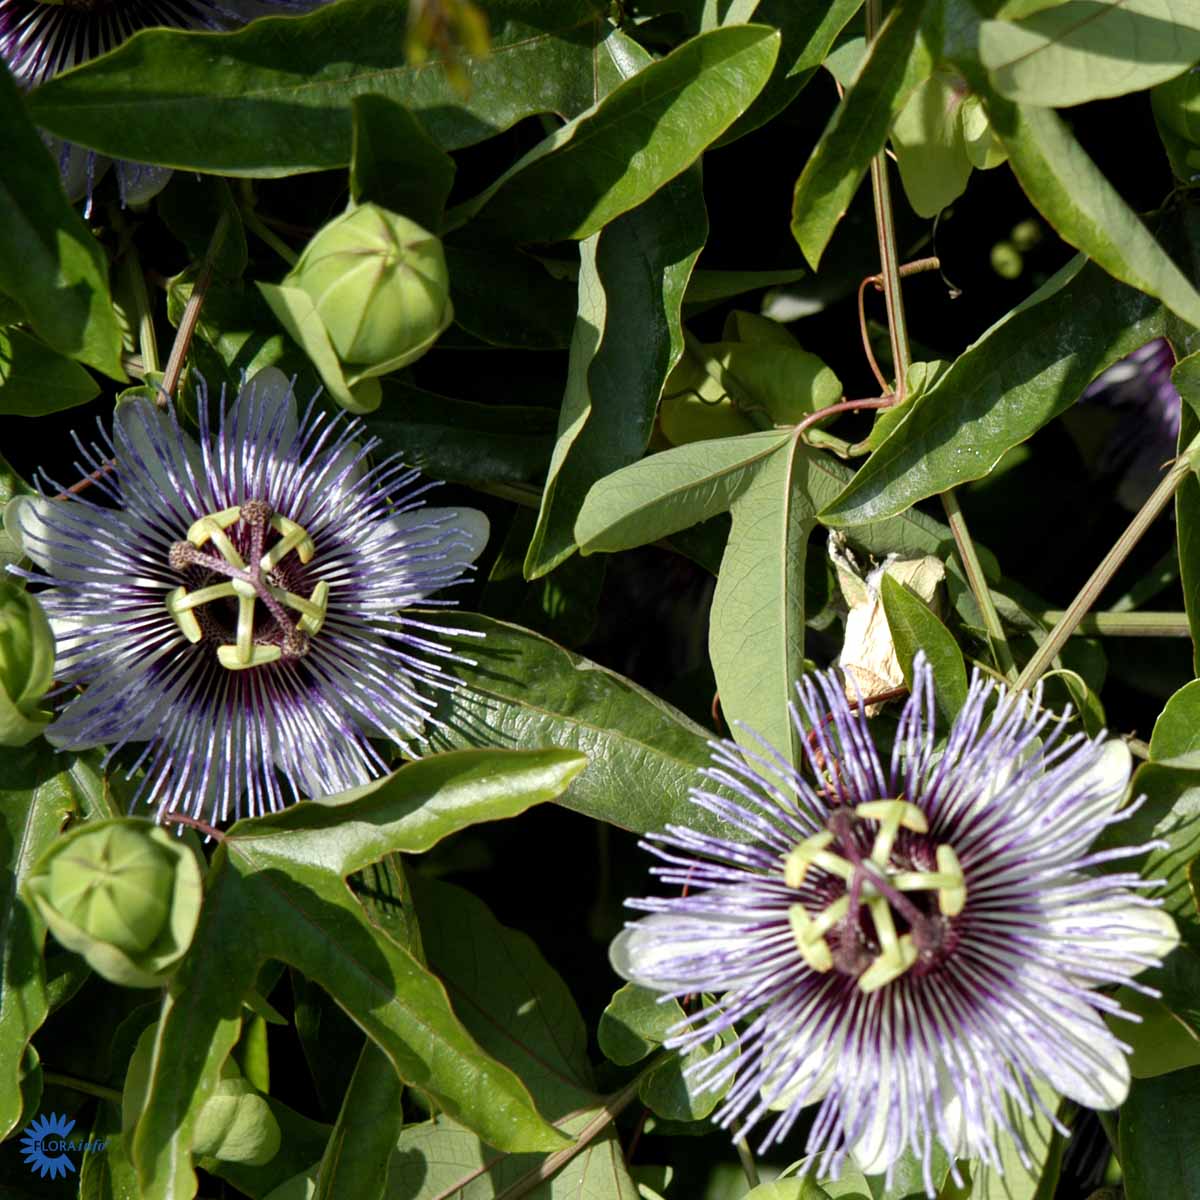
xmin=785 ymin=832 xmax=853 ymax=887
xmin=935 ymin=845 xmax=966 ymax=916
xmin=169 ymin=541 xmax=201 ymax=572
xmin=788 ymin=904 xmax=834 ymax=972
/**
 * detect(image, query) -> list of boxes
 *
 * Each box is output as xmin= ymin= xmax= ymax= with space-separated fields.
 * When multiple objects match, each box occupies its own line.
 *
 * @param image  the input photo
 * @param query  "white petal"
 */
xmin=762 ymin=1037 xmax=839 ymax=1112
xmin=1074 ymin=739 xmax=1132 ymax=821
xmin=115 ymin=161 xmax=173 ymax=208
xmin=1026 ymin=993 xmax=1131 ymax=1110
xmin=4 ymin=495 xmax=130 ymax=580
xmin=1052 ymin=899 xmax=1179 ymax=966
xmin=114 ymin=397 xmax=204 ymax=511
xmin=609 ymin=913 xmax=762 ymax=993
xmin=848 ymin=1045 xmax=904 ymax=1177
xmin=387 ymin=506 xmax=490 ymax=567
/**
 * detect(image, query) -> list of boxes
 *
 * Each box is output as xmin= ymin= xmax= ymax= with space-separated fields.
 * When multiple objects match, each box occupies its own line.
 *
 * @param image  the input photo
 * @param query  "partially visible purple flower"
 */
xmin=1082 ymin=339 xmax=1180 ymax=511
xmin=611 ymin=659 xmax=1176 ymax=1194
xmin=0 ymin=0 xmax=316 ymax=208
xmin=5 ymin=369 xmax=489 ymax=824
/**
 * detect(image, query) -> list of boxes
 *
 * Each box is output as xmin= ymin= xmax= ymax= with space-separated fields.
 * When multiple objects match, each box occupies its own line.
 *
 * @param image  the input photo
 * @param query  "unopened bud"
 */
xmin=0 ymin=578 xmax=54 ymax=746
xmin=287 ymin=203 xmax=453 ymax=368
xmin=25 ymin=819 xmax=204 ymax=989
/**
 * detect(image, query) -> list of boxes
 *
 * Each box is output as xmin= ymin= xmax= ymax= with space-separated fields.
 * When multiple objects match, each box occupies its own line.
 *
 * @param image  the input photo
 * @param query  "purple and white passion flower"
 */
xmin=611 ymin=658 xmax=1177 ymax=1194
xmin=6 ymin=369 xmax=489 ymax=824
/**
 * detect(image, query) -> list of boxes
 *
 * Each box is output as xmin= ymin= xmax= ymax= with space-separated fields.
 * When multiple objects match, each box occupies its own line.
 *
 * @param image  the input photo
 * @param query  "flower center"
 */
xmin=164 ymin=499 xmax=329 ymax=670
xmin=783 ymin=799 xmax=966 ymax=992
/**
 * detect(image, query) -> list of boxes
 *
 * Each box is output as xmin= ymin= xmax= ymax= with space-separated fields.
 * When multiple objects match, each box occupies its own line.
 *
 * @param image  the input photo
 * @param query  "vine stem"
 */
xmin=1037 ymin=610 xmax=1191 ymax=637
xmin=1015 ymin=430 xmax=1200 ymax=689
xmin=120 ymin=240 xmax=160 ymax=376
xmin=863 ymin=0 xmax=1016 ymax=682
xmin=42 ymin=1071 xmax=123 ymax=1104
xmin=160 ymin=208 xmax=232 ymax=403
xmin=490 ymin=1058 xmax=667 ymax=1200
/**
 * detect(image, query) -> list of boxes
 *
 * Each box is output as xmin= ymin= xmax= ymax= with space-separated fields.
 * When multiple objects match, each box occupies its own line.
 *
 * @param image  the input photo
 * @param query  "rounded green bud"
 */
xmin=288 ymin=203 xmax=453 ymax=368
xmin=47 ymin=823 xmax=174 ymax=956
xmin=124 ymin=1026 xmax=280 ymax=1168
xmin=0 ymin=578 xmax=55 ymax=745
xmin=25 ymin=819 xmax=204 ymax=989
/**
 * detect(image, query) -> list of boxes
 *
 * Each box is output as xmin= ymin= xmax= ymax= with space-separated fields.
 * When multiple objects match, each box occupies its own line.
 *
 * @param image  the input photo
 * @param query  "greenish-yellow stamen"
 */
xmin=785 ymin=800 xmax=967 ymax=992
xmin=166 ymin=502 xmax=329 ymax=670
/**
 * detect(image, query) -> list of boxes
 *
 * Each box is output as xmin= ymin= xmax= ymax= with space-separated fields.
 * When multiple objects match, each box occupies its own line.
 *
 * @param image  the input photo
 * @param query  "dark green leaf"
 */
xmin=371 ymin=382 xmax=556 ymax=487
xmin=0 ymin=744 xmax=75 ymax=1139
xmin=1107 ymin=985 xmax=1200 ymax=1079
xmin=0 ymin=327 xmax=99 ymax=416
xmin=525 ymin=168 xmax=707 ymax=577
xmin=789 ymin=0 xmax=929 ymax=269
xmin=422 ymin=612 xmax=731 ymax=839
xmin=1120 ymin=1066 xmax=1200 ymax=1200
xmin=311 ymin=1043 xmax=401 ymax=1200
xmin=444 ymin=242 xmax=576 ymax=349
xmin=717 ymin=0 xmax=863 ymax=145
xmin=820 ymin=256 xmax=1165 ymax=526
xmin=0 ymin=66 xmax=123 ymax=379
xmin=157 ymin=174 xmax=248 ymax=279
xmin=1149 ymin=679 xmax=1200 ymax=766
xmin=599 ymin=983 xmax=685 ymax=1067
xmin=412 ymin=876 xmax=594 ymax=1115
xmin=880 ymin=574 xmax=968 ymax=723
xmin=1175 ymin=363 xmax=1200 ymax=675
xmin=28 ymin=0 xmax=625 ymax=174
xmin=350 ymin=95 xmax=455 ymax=232
xmin=455 ymin=26 xmax=777 ymax=242
xmin=484 ymin=508 xmax=605 ymax=647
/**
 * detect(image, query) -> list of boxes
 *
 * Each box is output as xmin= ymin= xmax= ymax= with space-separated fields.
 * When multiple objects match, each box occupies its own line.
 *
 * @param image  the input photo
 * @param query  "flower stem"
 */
xmin=861 ymin=0 xmax=1016 ymax=683
xmin=734 ymin=1131 xmax=761 ymax=1190
xmin=240 ymin=181 xmax=300 ymax=267
xmin=161 ymin=209 xmax=232 ymax=403
xmin=1015 ymin=429 xmax=1200 ymax=689
xmin=42 ymin=1071 xmax=123 ymax=1104
xmin=120 ymin=242 xmax=160 ymax=376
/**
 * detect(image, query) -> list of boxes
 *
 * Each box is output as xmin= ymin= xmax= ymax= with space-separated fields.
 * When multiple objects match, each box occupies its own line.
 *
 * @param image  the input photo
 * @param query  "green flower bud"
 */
xmin=0 ymin=578 xmax=55 ymax=746
xmin=25 ymin=819 xmax=204 ymax=989
xmin=47 ymin=824 xmax=174 ymax=956
xmin=287 ymin=203 xmax=453 ymax=368
xmin=124 ymin=1026 xmax=281 ymax=1168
